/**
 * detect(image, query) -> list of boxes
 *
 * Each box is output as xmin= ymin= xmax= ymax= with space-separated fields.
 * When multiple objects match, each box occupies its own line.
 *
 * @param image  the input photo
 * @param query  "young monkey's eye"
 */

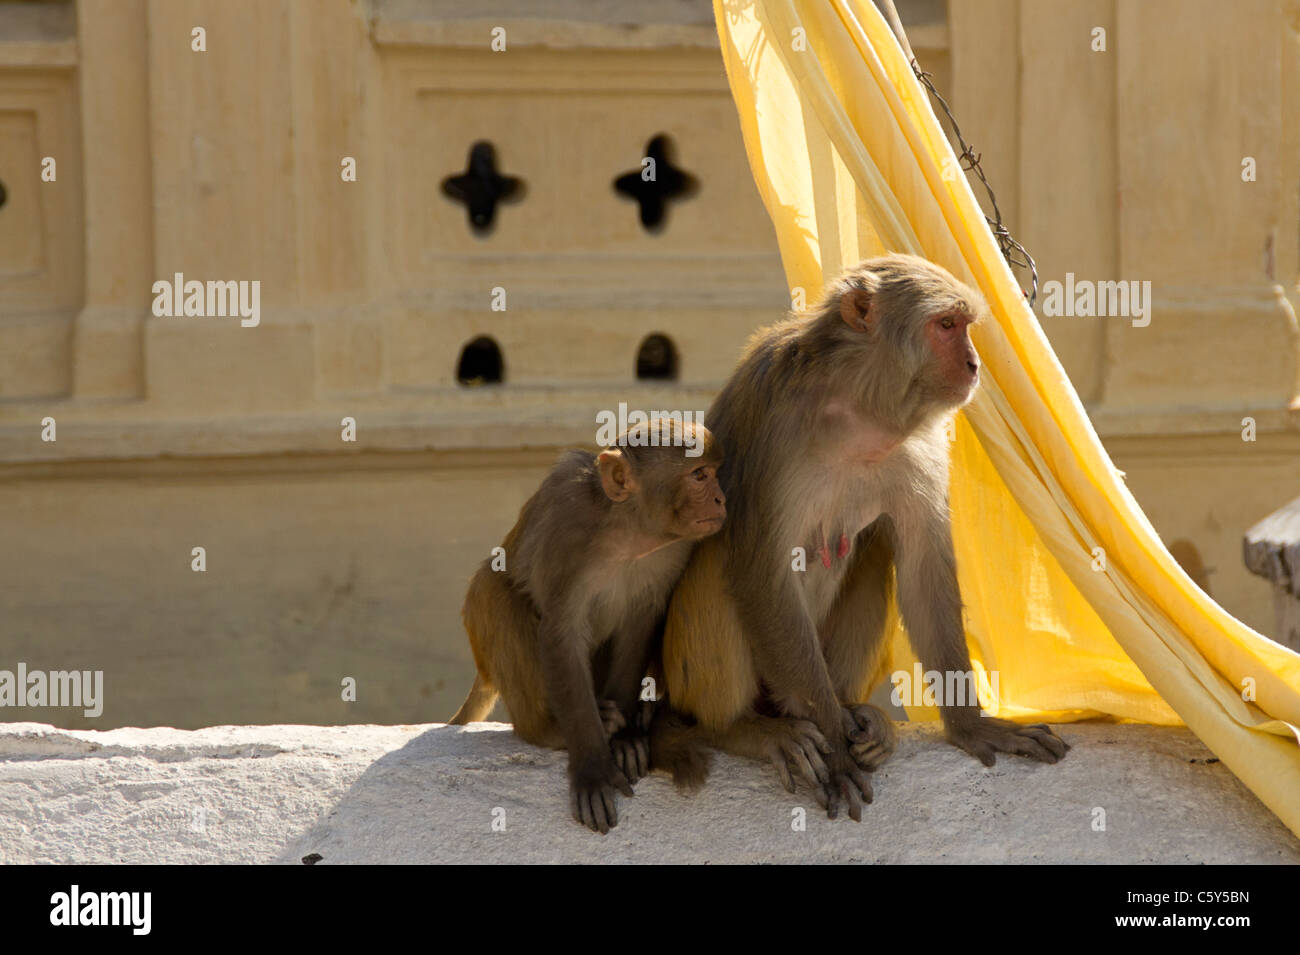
xmin=692 ymin=468 xmax=708 ymax=481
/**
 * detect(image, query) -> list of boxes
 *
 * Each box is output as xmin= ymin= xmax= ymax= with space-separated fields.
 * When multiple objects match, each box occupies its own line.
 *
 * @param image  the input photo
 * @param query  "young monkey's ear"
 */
xmin=839 ymin=276 xmax=879 ymax=332
xmin=597 ymin=449 xmax=637 ymax=503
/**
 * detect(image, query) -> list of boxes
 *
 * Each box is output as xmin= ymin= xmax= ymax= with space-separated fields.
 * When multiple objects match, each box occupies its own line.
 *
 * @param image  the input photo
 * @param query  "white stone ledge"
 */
xmin=1 ymin=721 xmax=1296 ymax=864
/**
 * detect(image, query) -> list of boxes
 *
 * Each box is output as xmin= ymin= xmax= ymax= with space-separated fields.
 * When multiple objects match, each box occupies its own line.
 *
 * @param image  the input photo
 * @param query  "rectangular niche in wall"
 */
xmin=0 ymin=60 xmax=84 ymax=399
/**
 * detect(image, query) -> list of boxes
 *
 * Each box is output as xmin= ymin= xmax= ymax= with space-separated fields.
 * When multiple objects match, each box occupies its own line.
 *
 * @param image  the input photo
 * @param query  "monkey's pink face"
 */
xmin=924 ymin=309 xmax=980 ymax=405
xmin=673 ymin=463 xmax=727 ymax=539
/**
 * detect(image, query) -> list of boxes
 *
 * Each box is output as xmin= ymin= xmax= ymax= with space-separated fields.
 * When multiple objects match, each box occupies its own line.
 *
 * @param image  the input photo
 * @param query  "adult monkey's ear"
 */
xmin=839 ymin=274 xmax=880 ymax=332
xmin=597 ymin=449 xmax=637 ymax=503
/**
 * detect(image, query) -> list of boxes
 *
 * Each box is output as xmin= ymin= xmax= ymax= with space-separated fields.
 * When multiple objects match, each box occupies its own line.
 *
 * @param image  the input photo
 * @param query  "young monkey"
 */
xmin=450 ymin=417 xmax=725 ymax=833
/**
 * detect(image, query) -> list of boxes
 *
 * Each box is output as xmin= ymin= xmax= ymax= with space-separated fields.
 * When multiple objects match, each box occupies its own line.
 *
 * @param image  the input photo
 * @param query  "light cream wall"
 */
xmin=0 ymin=0 xmax=1295 ymax=727
xmin=0 ymin=451 xmax=552 ymax=729
xmin=1 ymin=1 xmax=785 ymax=432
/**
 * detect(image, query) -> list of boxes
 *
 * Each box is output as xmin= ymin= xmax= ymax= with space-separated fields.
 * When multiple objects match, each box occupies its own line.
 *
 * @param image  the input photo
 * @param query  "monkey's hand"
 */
xmin=609 ymin=727 xmax=650 ymax=784
xmin=945 ymin=715 xmax=1068 ymax=767
xmin=814 ymin=746 xmax=875 ymax=822
xmin=598 ymin=699 xmax=627 ymax=738
xmin=841 ymin=703 xmax=897 ymax=772
xmin=569 ymin=752 xmax=635 ymax=835
xmin=759 ymin=718 xmax=832 ymax=795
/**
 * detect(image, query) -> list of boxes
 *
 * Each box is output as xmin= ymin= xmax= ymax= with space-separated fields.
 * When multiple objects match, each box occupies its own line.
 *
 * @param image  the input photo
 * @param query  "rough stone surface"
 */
xmin=1 ymin=721 xmax=1296 ymax=864
xmin=1243 ymin=494 xmax=1300 ymax=651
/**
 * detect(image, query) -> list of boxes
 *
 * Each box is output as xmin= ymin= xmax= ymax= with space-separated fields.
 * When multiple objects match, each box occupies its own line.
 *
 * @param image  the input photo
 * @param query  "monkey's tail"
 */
xmin=648 ymin=704 xmax=713 ymax=791
xmin=449 ymin=674 xmax=498 ymax=725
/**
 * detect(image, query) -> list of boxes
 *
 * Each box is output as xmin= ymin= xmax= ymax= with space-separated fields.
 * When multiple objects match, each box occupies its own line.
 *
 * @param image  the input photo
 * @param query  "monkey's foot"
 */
xmin=598 ymin=699 xmax=626 ymax=738
xmin=757 ymin=717 xmax=832 ymax=795
xmin=817 ymin=763 xmax=874 ymax=822
xmin=841 ymin=703 xmax=897 ymax=772
xmin=568 ymin=754 xmax=634 ymax=835
xmin=947 ymin=716 xmax=1068 ymax=767
xmin=610 ymin=729 xmax=650 ymax=784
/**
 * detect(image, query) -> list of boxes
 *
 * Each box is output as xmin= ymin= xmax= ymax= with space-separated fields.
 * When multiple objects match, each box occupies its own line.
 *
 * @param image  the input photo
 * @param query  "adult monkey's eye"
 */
xmin=940 ymin=315 xmax=955 ymax=330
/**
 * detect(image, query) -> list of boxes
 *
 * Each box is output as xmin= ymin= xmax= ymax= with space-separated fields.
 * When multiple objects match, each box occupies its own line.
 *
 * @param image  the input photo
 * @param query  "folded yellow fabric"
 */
xmin=712 ymin=0 xmax=1300 ymax=836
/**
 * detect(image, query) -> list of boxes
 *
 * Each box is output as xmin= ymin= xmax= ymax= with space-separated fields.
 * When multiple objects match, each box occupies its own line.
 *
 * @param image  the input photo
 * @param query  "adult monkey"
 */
xmin=451 ymin=417 xmax=725 ymax=833
xmin=661 ymin=254 xmax=1067 ymax=820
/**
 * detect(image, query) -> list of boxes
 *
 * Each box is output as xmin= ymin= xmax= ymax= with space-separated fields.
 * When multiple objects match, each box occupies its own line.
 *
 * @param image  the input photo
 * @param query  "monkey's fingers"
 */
xmin=949 ymin=718 xmax=1068 ymax=766
xmin=849 ymin=739 xmax=889 ymax=773
xmin=825 ymin=782 xmax=844 ymax=820
xmin=633 ymin=736 xmax=650 ymax=780
xmin=781 ymin=746 xmax=820 ymax=791
xmin=841 ymin=779 xmax=864 ymax=822
xmin=612 ymin=766 xmax=635 ymax=799
xmin=571 ymin=771 xmax=623 ymax=834
xmin=1024 ymin=724 xmax=1070 ymax=759
xmin=848 ymin=767 xmax=874 ymax=806
xmin=581 ymin=786 xmax=615 ymax=834
xmin=843 ymin=705 xmax=897 ymax=765
xmin=764 ymin=743 xmax=798 ymax=793
xmin=781 ymin=737 xmax=830 ymax=788
xmin=572 ymin=787 xmax=603 ymax=834
xmin=585 ymin=791 xmax=609 ymax=834
xmin=829 ymin=773 xmax=867 ymax=822
xmin=841 ymin=709 xmax=867 ymax=740
xmin=611 ymin=737 xmax=650 ymax=784
xmin=811 ymin=778 xmax=831 ymax=811
xmin=988 ymin=720 xmax=1067 ymax=763
xmin=1002 ymin=728 xmax=1065 ymax=764
xmin=598 ymin=785 xmax=620 ymax=832
xmin=791 ymin=718 xmax=833 ymax=755
xmin=846 ymin=725 xmax=893 ymax=751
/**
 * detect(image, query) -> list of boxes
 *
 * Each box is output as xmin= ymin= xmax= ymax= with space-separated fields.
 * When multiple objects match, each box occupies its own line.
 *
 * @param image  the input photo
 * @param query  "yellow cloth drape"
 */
xmin=712 ymin=0 xmax=1300 ymax=836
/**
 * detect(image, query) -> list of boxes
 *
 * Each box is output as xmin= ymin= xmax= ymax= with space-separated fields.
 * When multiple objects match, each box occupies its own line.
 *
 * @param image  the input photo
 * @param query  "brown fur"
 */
xmin=661 ymin=254 xmax=1067 ymax=820
xmin=450 ymin=417 xmax=725 ymax=833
